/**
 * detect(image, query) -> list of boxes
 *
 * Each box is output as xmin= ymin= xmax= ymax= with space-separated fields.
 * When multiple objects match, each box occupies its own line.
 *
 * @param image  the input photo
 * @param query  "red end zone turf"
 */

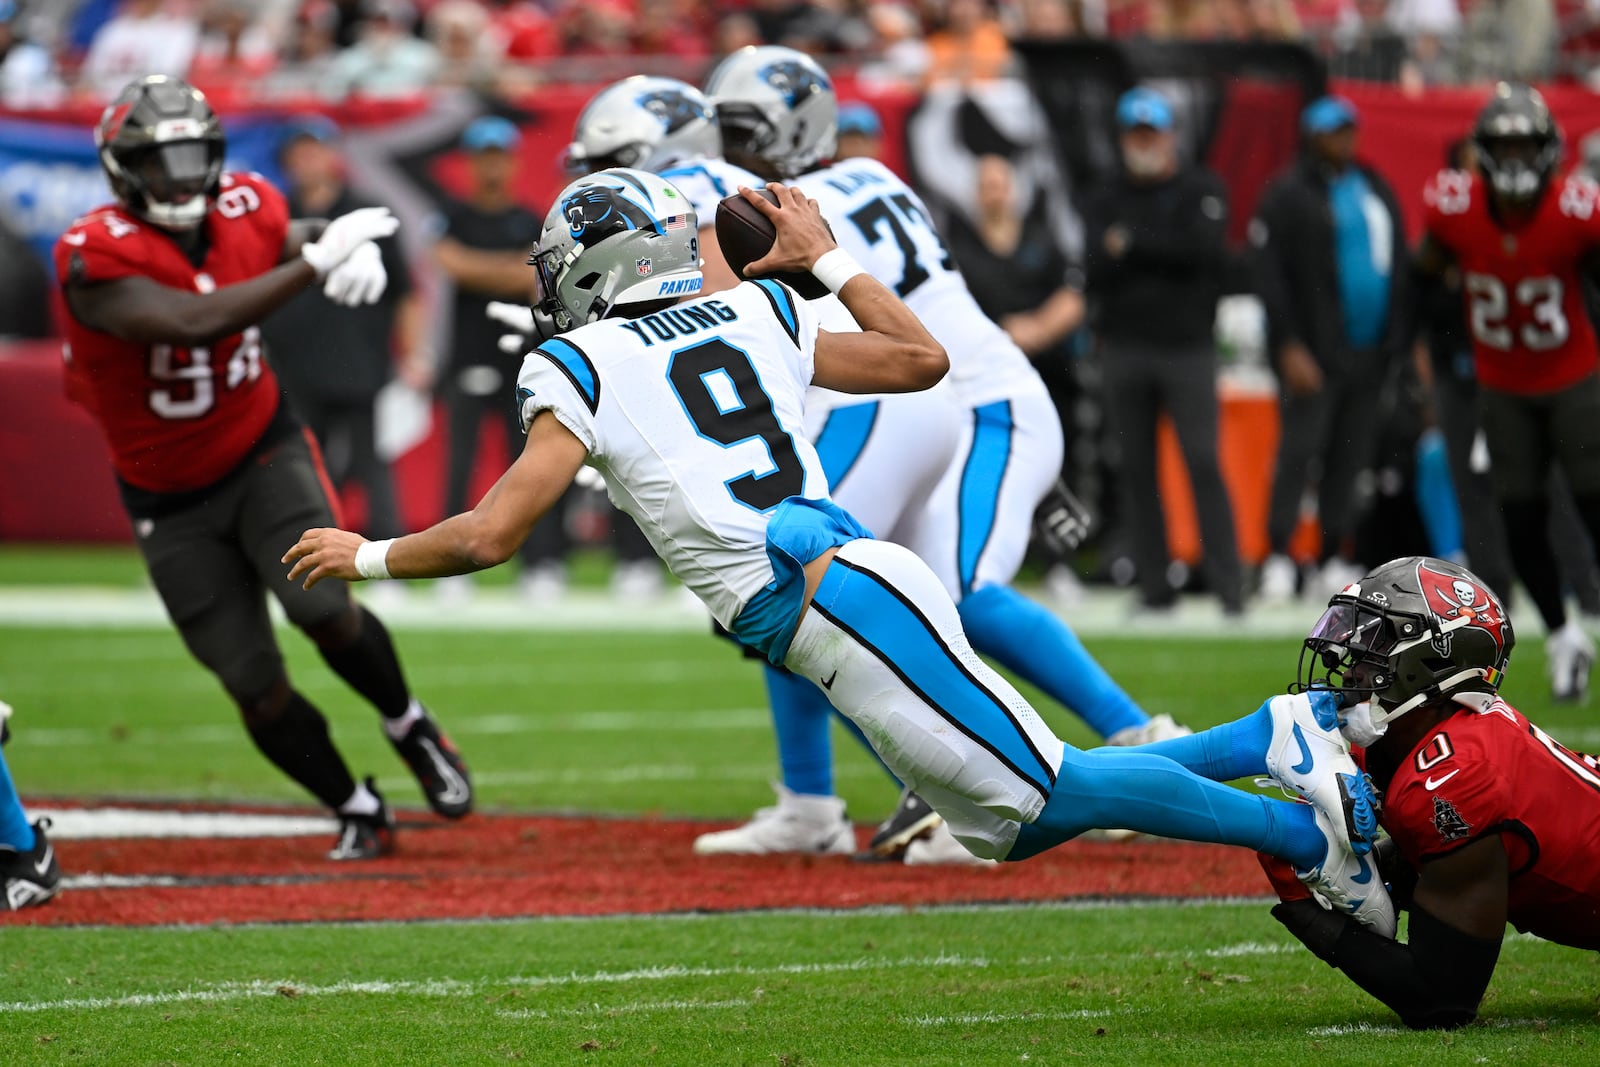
xmin=2 ymin=806 xmax=1271 ymax=927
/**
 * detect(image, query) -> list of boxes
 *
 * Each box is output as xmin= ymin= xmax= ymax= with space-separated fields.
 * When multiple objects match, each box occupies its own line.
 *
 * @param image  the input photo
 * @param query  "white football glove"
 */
xmin=322 ymin=241 xmax=388 ymax=306
xmin=487 ymin=300 xmax=536 ymax=354
xmin=301 ymin=206 xmax=399 ymax=278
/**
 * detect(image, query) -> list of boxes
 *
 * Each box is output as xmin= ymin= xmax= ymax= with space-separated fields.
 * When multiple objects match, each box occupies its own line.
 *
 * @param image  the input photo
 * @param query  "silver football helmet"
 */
xmin=703 ymin=45 xmax=836 ymax=178
xmin=565 ymin=76 xmax=722 ymax=177
xmin=532 ymin=168 xmax=703 ymax=335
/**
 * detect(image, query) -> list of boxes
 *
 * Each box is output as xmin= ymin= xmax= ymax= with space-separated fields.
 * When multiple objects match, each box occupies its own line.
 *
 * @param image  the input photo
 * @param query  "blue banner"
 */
xmin=0 ymin=117 xmax=294 ymax=273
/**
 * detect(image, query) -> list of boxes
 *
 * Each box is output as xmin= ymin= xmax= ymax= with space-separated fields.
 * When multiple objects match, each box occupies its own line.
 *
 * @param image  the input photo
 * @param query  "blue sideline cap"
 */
xmin=280 ymin=114 xmax=341 ymax=152
xmin=837 ymin=103 xmax=883 ymax=138
xmin=1302 ymin=95 xmax=1358 ymax=135
xmin=462 ymin=116 xmax=521 ymax=153
xmin=1117 ymin=88 xmax=1173 ymax=132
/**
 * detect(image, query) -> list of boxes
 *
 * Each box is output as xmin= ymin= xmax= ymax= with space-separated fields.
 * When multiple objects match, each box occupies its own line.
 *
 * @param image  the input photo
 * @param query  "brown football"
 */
xmin=714 ymin=187 xmax=830 ymax=299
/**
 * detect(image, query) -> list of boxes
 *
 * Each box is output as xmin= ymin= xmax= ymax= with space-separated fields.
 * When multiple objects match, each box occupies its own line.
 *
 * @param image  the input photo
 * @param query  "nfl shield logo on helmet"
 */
xmin=636 ymin=257 xmax=653 ymax=276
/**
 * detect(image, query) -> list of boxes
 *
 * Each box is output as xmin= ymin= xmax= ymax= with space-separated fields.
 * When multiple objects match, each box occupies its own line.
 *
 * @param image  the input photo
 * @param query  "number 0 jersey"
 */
xmin=55 ymin=172 xmax=288 ymax=494
xmin=517 ymin=280 xmax=834 ymax=629
xmin=795 ymin=157 xmax=1039 ymax=409
xmin=1381 ymin=698 xmax=1600 ymax=950
xmin=1423 ymin=169 xmax=1600 ymax=396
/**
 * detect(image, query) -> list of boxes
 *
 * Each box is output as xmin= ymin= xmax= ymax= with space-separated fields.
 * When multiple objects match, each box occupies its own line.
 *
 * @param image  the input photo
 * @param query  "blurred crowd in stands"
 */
xmin=3 ymin=0 xmax=1600 ymax=111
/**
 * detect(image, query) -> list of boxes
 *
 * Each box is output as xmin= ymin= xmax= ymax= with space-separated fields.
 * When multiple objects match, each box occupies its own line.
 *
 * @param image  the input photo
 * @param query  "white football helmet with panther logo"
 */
xmin=532 ymin=169 xmax=703 ymax=334
xmin=565 ymin=77 xmax=722 ymax=176
xmin=704 ymin=45 xmax=837 ymax=178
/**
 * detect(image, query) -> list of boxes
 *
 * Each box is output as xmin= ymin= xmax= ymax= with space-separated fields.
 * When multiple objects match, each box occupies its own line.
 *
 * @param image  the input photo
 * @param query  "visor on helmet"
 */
xmin=129 ymin=140 xmax=218 ymax=204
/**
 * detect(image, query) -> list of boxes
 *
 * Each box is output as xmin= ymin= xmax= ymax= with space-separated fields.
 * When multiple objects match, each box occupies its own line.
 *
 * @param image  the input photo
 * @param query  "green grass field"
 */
xmin=2 ymin=546 xmax=1598 ymax=1064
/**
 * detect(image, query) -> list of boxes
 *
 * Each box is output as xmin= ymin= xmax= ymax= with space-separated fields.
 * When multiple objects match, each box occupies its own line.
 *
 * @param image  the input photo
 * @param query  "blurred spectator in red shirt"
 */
xmin=635 ymin=0 xmax=709 ymax=57
xmin=711 ymin=10 xmax=764 ymax=59
xmin=488 ymin=1 xmax=558 ymax=59
xmin=559 ymin=0 xmax=632 ymax=57
xmin=190 ymin=0 xmax=279 ymax=88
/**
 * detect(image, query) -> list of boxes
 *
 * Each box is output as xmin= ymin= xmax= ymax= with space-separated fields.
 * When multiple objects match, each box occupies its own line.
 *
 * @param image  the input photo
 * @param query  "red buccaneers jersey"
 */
xmin=1383 ymin=699 xmax=1600 ymax=950
xmin=1423 ymin=169 xmax=1600 ymax=396
xmin=55 ymin=172 xmax=289 ymax=494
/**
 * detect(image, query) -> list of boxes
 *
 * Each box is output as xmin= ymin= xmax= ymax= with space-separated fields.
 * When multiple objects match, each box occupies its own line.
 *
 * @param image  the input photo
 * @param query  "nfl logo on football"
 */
xmin=636 ymin=257 xmax=653 ymax=277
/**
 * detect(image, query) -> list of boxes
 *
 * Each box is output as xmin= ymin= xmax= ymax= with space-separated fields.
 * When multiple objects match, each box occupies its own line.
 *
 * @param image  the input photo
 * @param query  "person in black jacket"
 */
xmin=1252 ymin=95 xmax=1409 ymax=603
xmin=1084 ymin=87 xmax=1242 ymax=613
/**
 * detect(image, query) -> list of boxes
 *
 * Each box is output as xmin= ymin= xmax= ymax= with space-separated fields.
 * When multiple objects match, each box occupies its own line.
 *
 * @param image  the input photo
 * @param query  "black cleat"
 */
xmin=866 ymin=788 xmax=942 ymax=859
xmin=1 ymin=819 xmax=61 ymax=911
xmin=390 ymin=708 xmax=473 ymax=819
xmin=328 ymin=778 xmax=395 ymax=861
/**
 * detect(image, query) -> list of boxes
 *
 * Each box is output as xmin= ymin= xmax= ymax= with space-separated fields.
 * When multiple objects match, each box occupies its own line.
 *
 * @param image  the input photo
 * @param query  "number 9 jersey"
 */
xmin=55 ymin=171 xmax=288 ymax=494
xmin=516 ymin=278 xmax=839 ymax=633
xmin=1423 ymin=168 xmax=1600 ymax=396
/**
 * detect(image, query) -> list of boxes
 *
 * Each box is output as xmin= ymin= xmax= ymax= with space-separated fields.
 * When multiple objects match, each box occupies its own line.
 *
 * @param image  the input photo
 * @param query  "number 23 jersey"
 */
xmin=1423 ymin=169 xmax=1600 ymax=396
xmin=517 ymin=279 xmax=831 ymax=628
xmin=1382 ymin=699 xmax=1600 ymax=950
xmin=55 ymin=172 xmax=288 ymax=494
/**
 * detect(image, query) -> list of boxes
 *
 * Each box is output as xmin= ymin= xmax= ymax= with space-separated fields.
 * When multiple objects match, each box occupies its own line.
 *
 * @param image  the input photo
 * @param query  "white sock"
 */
xmin=339 ymin=782 xmax=381 ymax=816
xmin=382 ymin=699 xmax=426 ymax=742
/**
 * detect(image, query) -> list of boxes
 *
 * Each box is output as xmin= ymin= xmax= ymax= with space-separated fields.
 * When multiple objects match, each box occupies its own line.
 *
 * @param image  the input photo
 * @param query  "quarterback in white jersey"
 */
xmin=283 ymin=171 xmax=1383 ymax=925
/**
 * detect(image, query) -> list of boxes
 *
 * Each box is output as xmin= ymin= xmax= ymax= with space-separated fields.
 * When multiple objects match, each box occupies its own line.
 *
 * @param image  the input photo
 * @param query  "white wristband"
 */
xmin=354 ymin=538 xmax=395 ymax=581
xmin=810 ymin=248 xmax=866 ymax=294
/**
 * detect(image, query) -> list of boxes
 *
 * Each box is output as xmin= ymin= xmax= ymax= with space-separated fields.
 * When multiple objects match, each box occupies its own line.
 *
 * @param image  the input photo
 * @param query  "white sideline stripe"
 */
xmin=1306 ymin=1017 xmax=1547 ymax=1037
xmin=27 ymin=808 xmax=336 ymax=840
xmin=0 ymin=953 xmax=991 ymax=1015
xmin=15 ymin=709 xmax=769 ymax=748
xmin=909 ymin=1008 xmax=1113 ymax=1026
xmin=497 ymin=997 xmax=752 ymax=1020
xmin=407 ymin=761 xmax=885 ymax=791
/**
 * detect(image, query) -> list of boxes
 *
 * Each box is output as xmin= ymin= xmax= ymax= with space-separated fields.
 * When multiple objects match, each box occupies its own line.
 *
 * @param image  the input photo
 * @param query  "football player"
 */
xmin=704 ymin=47 xmax=1191 ymax=851
xmin=0 ymin=699 xmax=59 ymax=911
xmin=1242 ymin=559 xmax=1592 ymax=1029
xmin=285 ymin=170 xmax=1390 ymax=936
xmin=1417 ymin=83 xmax=1600 ymax=703
xmin=57 ymin=76 xmax=473 ymax=860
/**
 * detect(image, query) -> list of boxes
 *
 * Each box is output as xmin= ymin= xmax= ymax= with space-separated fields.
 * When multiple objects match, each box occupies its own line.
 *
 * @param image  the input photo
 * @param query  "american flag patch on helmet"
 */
xmin=664 ymin=214 xmax=689 ymax=230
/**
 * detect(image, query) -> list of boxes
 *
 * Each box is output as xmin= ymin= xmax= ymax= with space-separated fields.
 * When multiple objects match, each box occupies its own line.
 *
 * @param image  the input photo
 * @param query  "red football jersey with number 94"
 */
xmin=1423 ymin=169 xmax=1600 ymax=396
xmin=55 ymin=171 xmax=289 ymax=494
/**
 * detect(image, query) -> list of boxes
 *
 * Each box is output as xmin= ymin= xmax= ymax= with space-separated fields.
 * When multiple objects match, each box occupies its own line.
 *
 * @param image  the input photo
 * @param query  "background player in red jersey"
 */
xmin=1124 ymin=555 xmax=1598 ymax=1028
xmin=1417 ymin=83 xmax=1600 ymax=703
xmin=55 ymin=75 xmax=473 ymax=860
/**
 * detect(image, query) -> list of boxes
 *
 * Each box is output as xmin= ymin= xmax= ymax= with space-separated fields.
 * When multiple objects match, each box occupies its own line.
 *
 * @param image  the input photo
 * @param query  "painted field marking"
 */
xmin=407 ymin=760 xmax=887 ymax=792
xmin=0 ymin=953 xmax=994 ymax=1015
xmin=28 ymin=808 xmax=337 ymax=840
xmin=908 ymin=1009 xmax=1114 ymax=1026
xmin=498 ymin=997 xmax=753 ymax=1020
xmin=1306 ymin=1017 xmax=1548 ymax=1037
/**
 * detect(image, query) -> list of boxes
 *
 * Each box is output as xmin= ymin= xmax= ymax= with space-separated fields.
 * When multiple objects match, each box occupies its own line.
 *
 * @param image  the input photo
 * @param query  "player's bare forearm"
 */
xmin=815 ymin=277 xmax=947 ymax=393
xmin=68 ymin=265 xmax=316 ymax=346
xmin=434 ymin=238 xmax=535 ymax=296
xmin=282 ymin=219 xmax=329 ymax=262
xmin=283 ymin=412 xmax=588 ymax=588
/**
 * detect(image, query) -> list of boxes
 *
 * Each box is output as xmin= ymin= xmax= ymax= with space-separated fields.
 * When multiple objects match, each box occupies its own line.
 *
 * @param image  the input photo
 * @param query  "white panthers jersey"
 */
xmin=659 ymin=157 xmax=765 ymax=231
xmin=795 ymin=158 xmax=1039 ymax=409
xmin=517 ymin=279 xmax=828 ymax=628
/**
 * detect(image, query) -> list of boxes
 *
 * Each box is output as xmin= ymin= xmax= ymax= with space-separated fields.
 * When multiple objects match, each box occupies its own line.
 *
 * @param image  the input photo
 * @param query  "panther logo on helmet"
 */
xmin=561 ymin=187 xmax=657 ymax=246
xmin=1417 ymin=560 xmax=1509 ymax=655
xmin=759 ymin=60 xmax=830 ymax=108
xmin=637 ymin=88 xmax=712 ymax=135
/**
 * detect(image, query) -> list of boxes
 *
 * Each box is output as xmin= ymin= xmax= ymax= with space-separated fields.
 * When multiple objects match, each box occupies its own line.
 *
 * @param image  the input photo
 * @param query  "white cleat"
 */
xmin=1295 ymin=802 xmax=1397 ymax=938
xmin=1547 ymin=620 xmax=1595 ymax=704
xmin=1263 ymin=692 xmax=1381 ymax=854
xmin=1106 ymin=713 xmax=1192 ymax=747
xmin=692 ymin=784 xmax=855 ymax=856
xmin=902 ymin=820 xmax=998 ymax=867
xmin=1259 ymin=553 xmax=1299 ymax=604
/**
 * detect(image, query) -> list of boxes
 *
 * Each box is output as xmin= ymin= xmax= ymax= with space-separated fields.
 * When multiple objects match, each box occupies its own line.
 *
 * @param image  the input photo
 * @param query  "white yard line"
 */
xmin=497 ymin=997 xmax=753 ymax=1020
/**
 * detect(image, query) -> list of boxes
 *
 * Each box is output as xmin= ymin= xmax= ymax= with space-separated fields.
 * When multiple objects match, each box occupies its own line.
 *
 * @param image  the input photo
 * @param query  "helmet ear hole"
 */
xmin=574 ymin=272 xmax=602 ymax=291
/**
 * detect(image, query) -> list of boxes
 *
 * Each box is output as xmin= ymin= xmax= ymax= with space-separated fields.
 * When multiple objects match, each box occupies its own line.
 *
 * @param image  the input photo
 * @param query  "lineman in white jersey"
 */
xmin=706 ymin=46 xmax=1188 ymax=842
xmin=567 ymin=77 xmax=967 ymax=859
xmin=283 ymin=171 xmax=1388 ymax=935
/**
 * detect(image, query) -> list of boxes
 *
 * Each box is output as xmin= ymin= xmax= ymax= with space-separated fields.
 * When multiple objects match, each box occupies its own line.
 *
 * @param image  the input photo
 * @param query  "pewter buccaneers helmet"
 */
xmin=96 ymin=75 xmax=225 ymax=231
xmin=1298 ymin=556 xmax=1514 ymax=726
xmin=1472 ymin=82 xmax=1563 ymax=205
xmin=704 ymin=45 xmax=837 ymax=177
xmin=532 ymin=169 xmax=702 ymax=334
xmin=565 ymin=77 xmax=722 ymax=176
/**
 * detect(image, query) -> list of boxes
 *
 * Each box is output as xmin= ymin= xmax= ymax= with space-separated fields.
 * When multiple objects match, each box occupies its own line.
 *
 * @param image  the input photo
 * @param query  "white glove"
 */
xmin=487 ymin=300 xmax=536 ymax=354
xmin=322 ymin=241 xmax=388 ymax=306
xmin=1338 ymin=700 xmax=1389 ymax=748
xmin=301 ymin=206 xmax=399 ymax=278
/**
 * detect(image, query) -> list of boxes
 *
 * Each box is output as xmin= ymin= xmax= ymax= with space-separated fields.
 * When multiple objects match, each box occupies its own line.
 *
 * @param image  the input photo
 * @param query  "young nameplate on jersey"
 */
xmin=287 ymin=171 xmax=1388 ymax=929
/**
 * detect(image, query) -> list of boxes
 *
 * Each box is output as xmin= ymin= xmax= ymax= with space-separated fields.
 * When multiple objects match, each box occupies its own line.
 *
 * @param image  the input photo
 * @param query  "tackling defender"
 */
xmin=57 ymin=76 xmax=473 ymax=860
xmin=285 ymin=169 xmax=1389 ymax=935
xmin=1135 ymin=557 xmax=1598 ymax=1029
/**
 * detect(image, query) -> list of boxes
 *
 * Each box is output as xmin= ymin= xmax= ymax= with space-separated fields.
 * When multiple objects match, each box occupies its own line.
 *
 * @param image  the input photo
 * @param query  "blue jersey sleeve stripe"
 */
xmin=753 ymin=279 xmax=801 ymax=348
xmin=535 ymin=337 xmax=602 ymax=414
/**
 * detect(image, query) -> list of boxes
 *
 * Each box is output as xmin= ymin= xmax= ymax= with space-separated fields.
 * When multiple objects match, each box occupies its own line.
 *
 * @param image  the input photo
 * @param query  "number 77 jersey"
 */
xmin=516 ymin=279 xmax=833 ymax=631
xmin=1424 ymin=168 xmax=1600 ymax=396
